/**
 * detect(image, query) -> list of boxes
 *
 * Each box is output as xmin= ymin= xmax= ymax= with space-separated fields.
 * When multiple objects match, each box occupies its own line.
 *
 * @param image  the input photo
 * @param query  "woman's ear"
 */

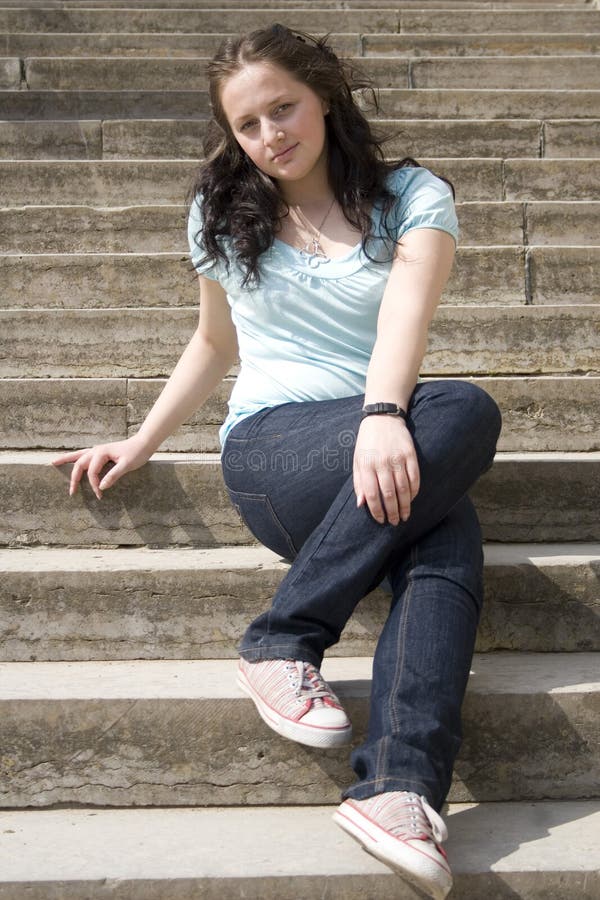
xmin=321 ymin=98 xmax=330 ymax=115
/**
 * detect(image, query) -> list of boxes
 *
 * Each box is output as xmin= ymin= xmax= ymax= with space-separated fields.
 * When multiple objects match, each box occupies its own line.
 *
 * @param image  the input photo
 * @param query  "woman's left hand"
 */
xmin=353 ymin=415 xmax=420 ymax=525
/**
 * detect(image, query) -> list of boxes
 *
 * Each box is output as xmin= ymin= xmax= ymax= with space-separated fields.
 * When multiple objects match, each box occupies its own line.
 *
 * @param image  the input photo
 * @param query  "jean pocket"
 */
xmin=226 ymin=489 xmax=297 ymax=560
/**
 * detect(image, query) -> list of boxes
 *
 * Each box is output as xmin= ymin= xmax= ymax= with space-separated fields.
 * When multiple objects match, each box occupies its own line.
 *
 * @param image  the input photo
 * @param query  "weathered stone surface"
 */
xmin=0 ymin=655 xmax=597 ymax=806
xmin=0 ymin=121 xmax=102 ymax=160
xmin=384 ymin=119 xmax=540 ymax=159
xmin=1 ymin=451 xmax=599 ymax=547
xmin=102 ymin=119 xmax=208 ymax=159
xmin=108 ymin=118 xmax=538 ymax=161
xmin=0 ymin=160 xmax=198 ymax=205
xmin=1 ymin=544 xmax=598 ymax=661
xmin=526 ymin=202 xmax=600 ymax=247
xmin=5 ymin=30 xmax=361 ymax=58
xmin=470 ymin=453 xmax=600 ymax=542
xmin=364 ymin=33 xmax=600 ymax=57
xmin=2 ymin=308 xmax=197 ymax=377
xmin=377 ymin=89 xmax=600 ymax=120
xmin=426 ymin=306 xmax=600 ymax=376
xmin=4 ymin=89 xmax=600 ymax=122
xmin=529 ymin=247 xmax=600 ymax=304
xmin=453 ymin=202 xmax=523 ymax=245
xmin=127 ymin=378 xmax=231 ymax=452
xmin=0 ymin=56 xmax=20 ymax=88
xmin=0 ymin=159 xmax=500 ymax=205
xmin=0 ymin=89 xmax=212 ymax=120
xmin=4 ymin=306 xmax=599 ymax=378
xmin=0 ymin=203 xmax=523 ymax=258
xmin=0 ymin=8 xmax=401 ymax=34
xmin=0 ymin=207 xmax=188 ymax=255
xmin=448 ymin=247 xmax=525 ymax=303
xmin=400 ymin=10 xmax=600 ymax=34
xmin=0 ymin=451 xmax=244 ymax=548
xmin=0 ymin=379 xmax=127 ymax=449
xmin=1 ymin=373 xmax=595 ymax=454
xmin=25 ymin=57 xmax=212 ymax=92
xmin=476 ymin=376 xmax=600 ymax=452
xmin=0 ymin=253 xmax=196 ymax=308
xmin=0 ymin=802 xmax=598 ymax=900
xmin=545 ymin=120 xmax=600 ymax=158
xmin=505 ymin=160 xmax=599 ymax=201
xmin=411 ymin=57 xmax=600 ymax=90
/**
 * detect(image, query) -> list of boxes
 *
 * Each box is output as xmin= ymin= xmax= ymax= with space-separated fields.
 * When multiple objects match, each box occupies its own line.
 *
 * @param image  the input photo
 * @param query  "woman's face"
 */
xmin=219 ymin=61 xmax=329 ymax=187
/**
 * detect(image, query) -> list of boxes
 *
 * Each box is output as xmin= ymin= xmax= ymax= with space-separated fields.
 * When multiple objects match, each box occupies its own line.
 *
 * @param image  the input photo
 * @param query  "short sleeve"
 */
xmin=187 ymin=194 xmax=221 ymax=280
xmin=388 ymin=167 xmax=460 ymax=247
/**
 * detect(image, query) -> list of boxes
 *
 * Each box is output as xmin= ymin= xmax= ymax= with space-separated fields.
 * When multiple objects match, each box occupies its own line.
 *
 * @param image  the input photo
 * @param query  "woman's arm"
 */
xmin=353 ymin=227 xmax=456 ymax=525
xmin=53 ymin=276 xmax=238 ymax=498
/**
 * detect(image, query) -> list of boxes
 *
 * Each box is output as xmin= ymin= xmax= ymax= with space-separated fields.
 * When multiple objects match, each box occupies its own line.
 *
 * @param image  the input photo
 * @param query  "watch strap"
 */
xmin=361 ymin=402 xmax=407 ymax=421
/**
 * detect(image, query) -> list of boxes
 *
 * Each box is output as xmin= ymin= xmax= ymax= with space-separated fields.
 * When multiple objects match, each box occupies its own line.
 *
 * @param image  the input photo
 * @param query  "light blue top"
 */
xmin=188 ymin=166 xmax=459 ymax=447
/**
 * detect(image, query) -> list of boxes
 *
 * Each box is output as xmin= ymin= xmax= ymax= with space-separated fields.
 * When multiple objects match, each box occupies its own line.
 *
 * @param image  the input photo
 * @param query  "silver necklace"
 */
xmin=288 ymin=196 xmax=336 ymax=266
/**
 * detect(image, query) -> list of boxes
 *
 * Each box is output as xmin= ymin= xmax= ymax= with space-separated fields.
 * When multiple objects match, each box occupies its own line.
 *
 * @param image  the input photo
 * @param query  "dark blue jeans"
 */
xmin=221 ymin=380 xmax=502 ymax=811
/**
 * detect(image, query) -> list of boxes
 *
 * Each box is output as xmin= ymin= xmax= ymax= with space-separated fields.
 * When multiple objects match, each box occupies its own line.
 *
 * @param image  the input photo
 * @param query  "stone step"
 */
xmin=0 ymin=653 xmax=598 ymax=805
xmin=13 ymin=55 xmax=600 ymax=91
xmin=2 ymin=375 xmax=599 ymax=454
xmin=5 ymin=244 xmax=598 ymax=311
xmin=4 ymin=30 xmax=600 ymax=59
xmin=3 ymin=305 xmax=598 ymax=379
xmin=0 ymin=201 xmax=600 ymax=255
xmin=2 ymin=88 xmax=599 ymax=121
xmin=1 ymin=801 xmax=598 ymax=900
xmin=0 ymin=159 xmax=506 ymax=206
xmin=4 ymin=117 xmax=600 ymax=160
xmin=2 ymin=159 xmax=598 ymax=204
xmin=2 ymin=450 xmax=600 ymax=546
xmin=7 ymin=117 xmax=600 ymax=160
xmin=0 ymin=8 xmax=598 ymax=35
xmin=1 ymin=0 xmax=591 ymax=7
xmin=1 ymin=544 xmax=598 ymax=661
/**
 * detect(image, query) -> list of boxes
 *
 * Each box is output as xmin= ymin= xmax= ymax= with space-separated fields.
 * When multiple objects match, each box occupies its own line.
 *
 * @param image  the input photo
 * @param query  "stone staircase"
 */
xmin=1 ymin=0 xmax=599 ymax=895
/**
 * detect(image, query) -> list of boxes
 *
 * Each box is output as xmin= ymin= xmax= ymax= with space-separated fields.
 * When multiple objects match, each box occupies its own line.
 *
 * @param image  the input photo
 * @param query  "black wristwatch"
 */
xmin=361 ymin=402 xmax=407 ymax=421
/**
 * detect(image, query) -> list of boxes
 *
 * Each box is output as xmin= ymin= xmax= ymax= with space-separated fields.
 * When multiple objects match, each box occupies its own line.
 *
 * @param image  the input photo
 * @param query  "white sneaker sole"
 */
xmin=333 ymin=802 xmax=452 ymax=900
xmin=236 ymin=667 xmax=352 ymax=749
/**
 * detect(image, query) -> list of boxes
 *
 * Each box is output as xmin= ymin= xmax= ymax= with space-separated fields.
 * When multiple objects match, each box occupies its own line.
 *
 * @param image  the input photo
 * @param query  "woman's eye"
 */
xmin=275 ymin=103 xmax=292 ymax=115
xmin=240 ymin=120 xmax=257 ymax=132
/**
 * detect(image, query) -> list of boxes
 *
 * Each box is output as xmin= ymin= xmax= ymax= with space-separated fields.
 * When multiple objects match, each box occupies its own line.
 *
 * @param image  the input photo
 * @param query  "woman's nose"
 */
xmin=262 ymin=120 xmax=282 ymax=147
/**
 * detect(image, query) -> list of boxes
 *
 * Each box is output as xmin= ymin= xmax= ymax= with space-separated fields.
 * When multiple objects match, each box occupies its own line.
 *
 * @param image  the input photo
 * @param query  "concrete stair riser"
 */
xmin=0 ymin=10 xmax=404 ymax=35
xmin=0 ymin=655 xmax=598 ymax=807
xmin=1 ymin=9 xmax=599 ymax=34
xmin=3 ymin=306 xmax=599 ymax=378
xmin=2 ymin=451 xmax=600 ymax=547
xmin=2 ymin=159 xmax=599 ymax=204
xmin=3 ymin=88 xmax=600 ymax=121
xmin=1 ymin=546 xmax=598 ymax=661
xmin=5 ymin=118 xmax=600 ymax=161
xmin=0 ymin=158 xmax=499 ymax=204
xmin=0 ymin=118 xmax=568 ymax=161
xmin=0 ymin=204 xmax=530 ymax=253
xmin=3 ymin=209 xmax=600 ymax=258
xmin=0 ymin=802 xmax=598 ymax=900
xmin=16 ymin=55 xmax=600 ymax=91
xmin=2 ymin=375 xmax=599 ymax=454
xmin=5 ymin=31 xmax=600 ymax=59
xmin=0 ymin=247 xmax=536 ymax=303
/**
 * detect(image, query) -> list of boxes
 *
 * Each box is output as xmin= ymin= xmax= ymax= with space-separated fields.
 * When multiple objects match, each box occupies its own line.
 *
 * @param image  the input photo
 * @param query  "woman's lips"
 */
xmin=273 ymin=143 xmax=299 ymax=162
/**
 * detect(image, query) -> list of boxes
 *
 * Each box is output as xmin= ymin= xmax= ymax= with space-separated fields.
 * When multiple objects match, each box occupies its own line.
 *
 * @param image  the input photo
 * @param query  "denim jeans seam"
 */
xmin=238 ymin=645 xmax=322 ymax=667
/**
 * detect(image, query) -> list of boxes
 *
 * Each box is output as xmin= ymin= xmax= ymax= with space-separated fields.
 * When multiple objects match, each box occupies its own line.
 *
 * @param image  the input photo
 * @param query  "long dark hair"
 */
xmin=188 ymin=24 xmax=454 ymax=286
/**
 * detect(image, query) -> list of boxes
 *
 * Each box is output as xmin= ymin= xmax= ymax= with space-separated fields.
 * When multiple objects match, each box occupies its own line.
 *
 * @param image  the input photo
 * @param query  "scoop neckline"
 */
xmin=271 ymin=201 xmax=383 ymax=277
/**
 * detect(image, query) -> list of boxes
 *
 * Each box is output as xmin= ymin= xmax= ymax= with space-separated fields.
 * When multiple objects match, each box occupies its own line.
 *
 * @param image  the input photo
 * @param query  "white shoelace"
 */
xmin=387 ymin=793 xmax=448 ymax=844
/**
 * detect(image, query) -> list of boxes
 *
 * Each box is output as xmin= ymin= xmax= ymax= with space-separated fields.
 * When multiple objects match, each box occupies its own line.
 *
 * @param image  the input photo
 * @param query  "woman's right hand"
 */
xmin=52 ymin=435 xmax=153 ymax=500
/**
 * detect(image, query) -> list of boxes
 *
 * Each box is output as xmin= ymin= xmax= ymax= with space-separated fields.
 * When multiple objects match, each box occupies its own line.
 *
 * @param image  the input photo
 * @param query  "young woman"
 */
xmin=54 ymin=25 xmax=501 ymax=900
